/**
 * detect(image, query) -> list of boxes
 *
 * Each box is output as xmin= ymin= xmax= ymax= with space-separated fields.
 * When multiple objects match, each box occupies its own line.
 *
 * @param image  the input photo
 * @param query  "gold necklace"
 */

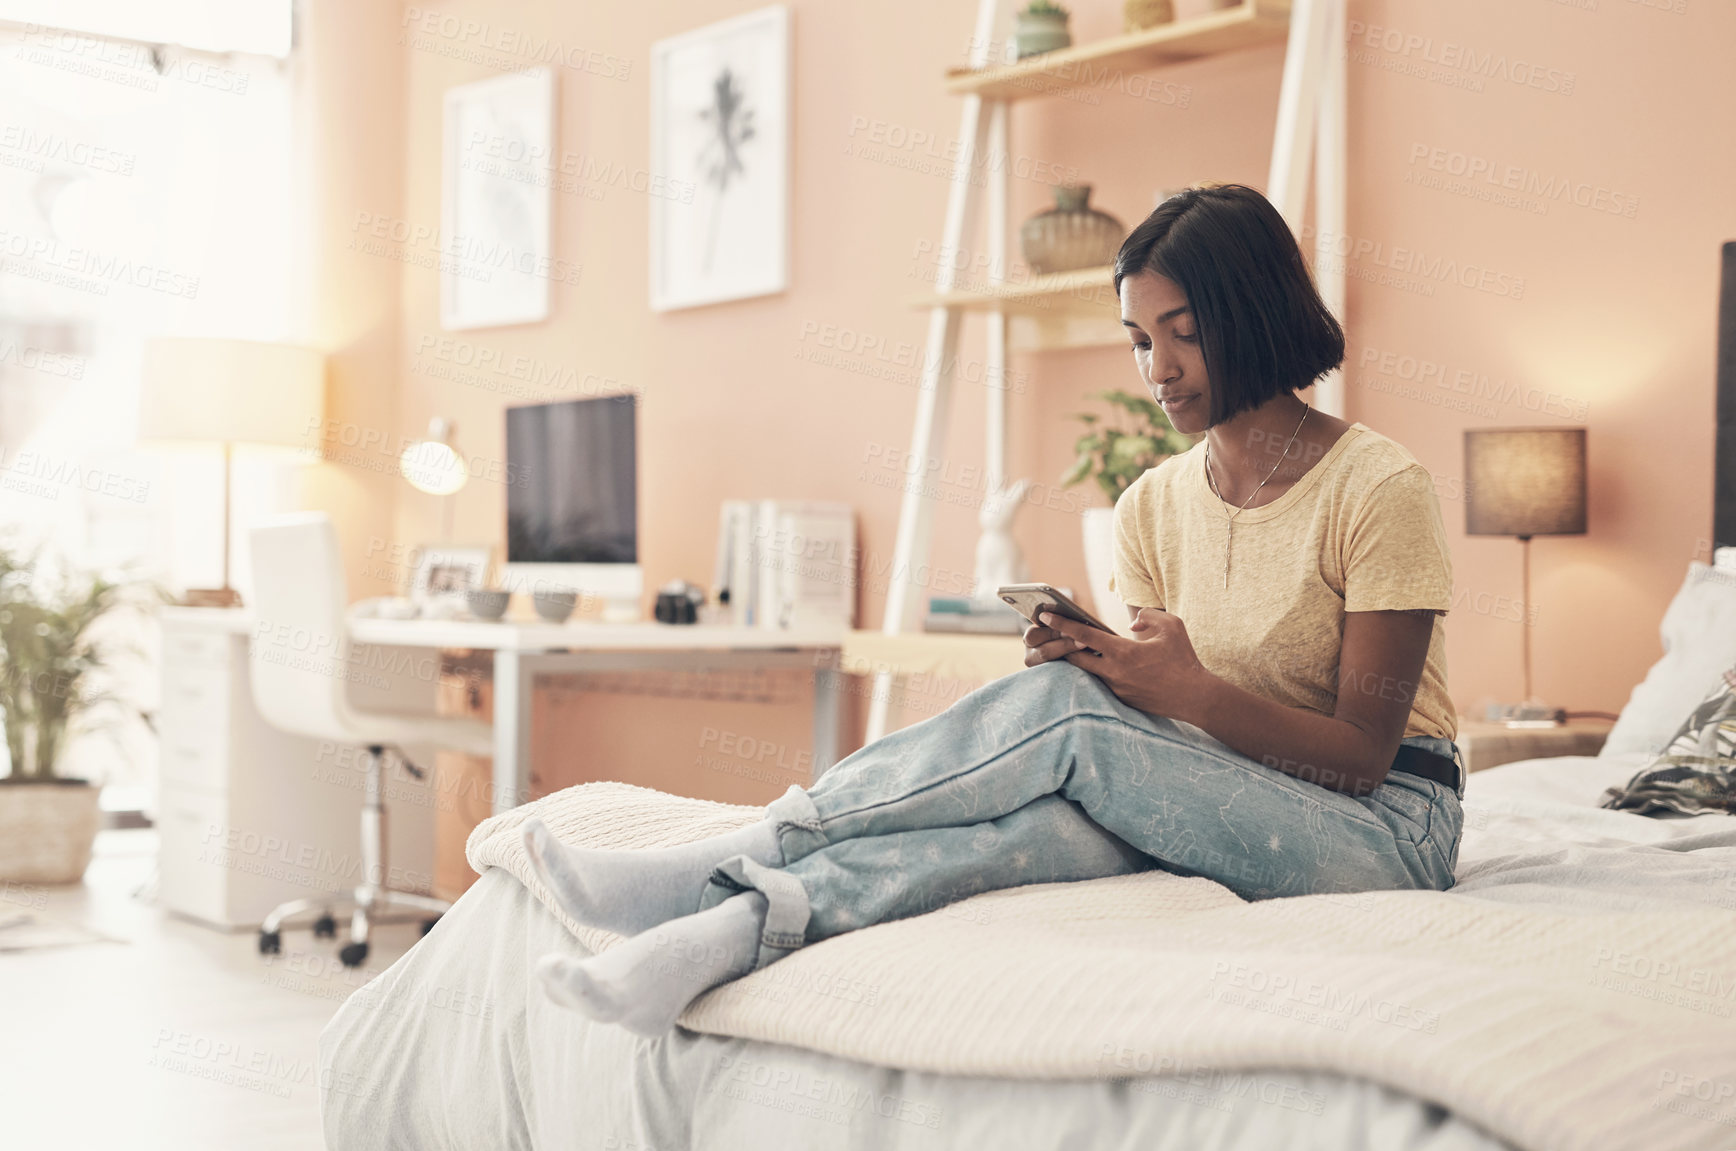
xmin=1203 ymin=403 xmax=1310 ymax=589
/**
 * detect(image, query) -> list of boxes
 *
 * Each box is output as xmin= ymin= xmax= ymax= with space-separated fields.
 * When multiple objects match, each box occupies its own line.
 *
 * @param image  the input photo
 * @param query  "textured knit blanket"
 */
xmin=468 ymin=781 xmax=1736 ymax=1151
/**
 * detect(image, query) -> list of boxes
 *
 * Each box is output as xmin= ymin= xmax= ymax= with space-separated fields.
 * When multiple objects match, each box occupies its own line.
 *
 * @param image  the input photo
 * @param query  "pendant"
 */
xmin=1223 ymin=521 xmax=1231 ymax=589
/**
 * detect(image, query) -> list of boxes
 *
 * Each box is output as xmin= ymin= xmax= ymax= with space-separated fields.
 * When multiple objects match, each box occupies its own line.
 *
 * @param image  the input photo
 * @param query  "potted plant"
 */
xmin=1015 ymin=0 xmax=1072 ymax=59
xmin=1058 ymin=390 xmax=1193 ymax=625
xmin=0 ymin=546 xmax=150 ymax=884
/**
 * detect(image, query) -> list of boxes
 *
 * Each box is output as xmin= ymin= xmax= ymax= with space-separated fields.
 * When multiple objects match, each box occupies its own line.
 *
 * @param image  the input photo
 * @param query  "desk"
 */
xmin=169 ymin=608 xmax=845 ymax=814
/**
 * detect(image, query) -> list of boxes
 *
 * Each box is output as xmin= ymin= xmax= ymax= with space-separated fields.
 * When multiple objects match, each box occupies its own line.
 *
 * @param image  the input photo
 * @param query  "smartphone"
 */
xmin=995 ymin=583 xmax=1115 ymax=641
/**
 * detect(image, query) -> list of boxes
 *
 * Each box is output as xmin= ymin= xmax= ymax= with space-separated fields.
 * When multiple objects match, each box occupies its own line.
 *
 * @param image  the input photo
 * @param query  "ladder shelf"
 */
xmin=864 ymin=0 xmax=1344 ymax=742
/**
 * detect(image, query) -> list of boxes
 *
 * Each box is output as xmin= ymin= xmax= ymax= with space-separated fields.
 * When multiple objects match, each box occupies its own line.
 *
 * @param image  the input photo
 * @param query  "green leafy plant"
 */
xmin=0 ymin=546 xmax=154 ymax=783
xmin=1059 ymin=389 xmax=1193 ymax=505
xmin=1022 ymin=0 xmax=1069 ymax=15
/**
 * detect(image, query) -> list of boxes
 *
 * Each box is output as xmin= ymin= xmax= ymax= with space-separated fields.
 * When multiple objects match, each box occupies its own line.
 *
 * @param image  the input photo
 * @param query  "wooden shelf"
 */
xmin=914 ymin=265 xmax=1115 ymax=316
xmin=946 ymin=0 xmax=1291 ymax=102
xmin=913 ymin=265 xmax=1125 ymax=350
xmin=841 ymin=630 xmax=1027 ymax=683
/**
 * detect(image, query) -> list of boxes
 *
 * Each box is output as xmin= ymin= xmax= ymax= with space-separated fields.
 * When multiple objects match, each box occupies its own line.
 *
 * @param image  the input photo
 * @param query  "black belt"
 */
xmin=1388 ymin=744 xmax=1460 ymax=791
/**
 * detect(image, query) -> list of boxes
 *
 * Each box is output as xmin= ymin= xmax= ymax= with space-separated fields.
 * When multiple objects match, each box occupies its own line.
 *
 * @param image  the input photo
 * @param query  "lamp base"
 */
xmin=1483 ymin=701 xmax=1566 ymax=728
xmin=183 ymin=586 xmax=243 ymax=609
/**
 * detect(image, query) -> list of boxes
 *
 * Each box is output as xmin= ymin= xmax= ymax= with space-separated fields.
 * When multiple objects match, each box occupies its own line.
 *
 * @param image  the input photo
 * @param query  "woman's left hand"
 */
xmin=1039 ymin=608 xmax=1213 ymax=721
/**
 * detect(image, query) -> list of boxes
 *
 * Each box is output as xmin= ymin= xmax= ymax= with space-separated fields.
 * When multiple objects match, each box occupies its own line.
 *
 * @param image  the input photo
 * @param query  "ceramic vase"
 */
xmin=1020 ymin=186 xmax=1126 ymax=275
xmin=1124 ymin=0 xmax=1175 ymax=33
xmin=1174 ymin=0 xmax=1243 ymax=18
xmin=1080 ymin=508 xmax=1135 ymax=637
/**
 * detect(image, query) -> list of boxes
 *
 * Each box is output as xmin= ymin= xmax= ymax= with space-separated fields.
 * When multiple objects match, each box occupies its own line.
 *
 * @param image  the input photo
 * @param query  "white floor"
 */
xmin=1 ymin=828 xmax=421 ymax=1150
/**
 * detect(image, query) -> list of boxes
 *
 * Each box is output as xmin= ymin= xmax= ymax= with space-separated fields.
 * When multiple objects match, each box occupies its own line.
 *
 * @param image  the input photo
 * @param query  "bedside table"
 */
xmin=1453 ymin=718 xmax=1614 ymax=775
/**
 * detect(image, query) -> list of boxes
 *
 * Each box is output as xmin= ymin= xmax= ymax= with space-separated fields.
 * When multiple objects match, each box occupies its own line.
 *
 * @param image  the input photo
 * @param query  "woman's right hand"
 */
xmin=1022 ymin=617 xmax=1089 ymax=667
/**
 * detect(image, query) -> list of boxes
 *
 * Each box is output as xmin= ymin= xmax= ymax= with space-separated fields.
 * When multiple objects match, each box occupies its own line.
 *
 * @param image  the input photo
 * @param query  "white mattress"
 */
xmin=319 ymin=753 xmax=1735 ymax=1151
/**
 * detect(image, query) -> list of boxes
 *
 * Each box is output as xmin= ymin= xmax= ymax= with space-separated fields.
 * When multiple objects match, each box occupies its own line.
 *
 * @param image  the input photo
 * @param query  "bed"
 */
xmin=319 ymin=564 xmax=1736 ymax=1151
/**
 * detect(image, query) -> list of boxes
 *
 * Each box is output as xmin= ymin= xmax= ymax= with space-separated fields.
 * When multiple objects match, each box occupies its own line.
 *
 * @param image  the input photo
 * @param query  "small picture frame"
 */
xmin=410 ymin=546 xmax=491 ymax=605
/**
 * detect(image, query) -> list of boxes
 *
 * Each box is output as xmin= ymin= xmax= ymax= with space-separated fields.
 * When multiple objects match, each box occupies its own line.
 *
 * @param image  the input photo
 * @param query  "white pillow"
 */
xmin=1602 ymin=561 xmax=1736 ymax=757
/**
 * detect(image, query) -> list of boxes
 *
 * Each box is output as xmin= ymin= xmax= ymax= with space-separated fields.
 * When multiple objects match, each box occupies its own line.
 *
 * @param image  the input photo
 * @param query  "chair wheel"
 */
xmin=257 ymin=929 xmax=281 ymax=956
xmin=338 ymin=941 xmax=369 ymax=967
xmin=419 ymin=917 xmax=440 ymax=937
xmin=312 ymin=914 xmax=338 ymax=939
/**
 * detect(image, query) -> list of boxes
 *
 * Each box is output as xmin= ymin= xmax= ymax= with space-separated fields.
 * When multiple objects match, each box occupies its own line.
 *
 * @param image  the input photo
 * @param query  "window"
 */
xmin=0 ymin=8 xmax=297 ymax=791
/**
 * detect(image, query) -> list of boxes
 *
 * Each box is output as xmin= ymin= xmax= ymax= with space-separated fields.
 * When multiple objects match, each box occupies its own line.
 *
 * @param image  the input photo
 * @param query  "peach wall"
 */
xmin=305 ymin=0 xmax=1736 ymax=795
xmin=1330 ymin=0 xmax=1731 ymax=717
xmin=292 ymin=0 xmax=405 ymax=596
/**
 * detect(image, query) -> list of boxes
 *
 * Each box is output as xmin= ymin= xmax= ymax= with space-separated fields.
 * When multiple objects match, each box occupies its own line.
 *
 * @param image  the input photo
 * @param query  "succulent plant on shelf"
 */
xmin=1014 ymin=0 xmax=1073 ymax=59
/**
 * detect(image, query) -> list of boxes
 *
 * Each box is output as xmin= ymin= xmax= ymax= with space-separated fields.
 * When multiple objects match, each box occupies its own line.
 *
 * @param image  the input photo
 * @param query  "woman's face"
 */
xmin=1120 ymin=270 xmax=1209 ymax=435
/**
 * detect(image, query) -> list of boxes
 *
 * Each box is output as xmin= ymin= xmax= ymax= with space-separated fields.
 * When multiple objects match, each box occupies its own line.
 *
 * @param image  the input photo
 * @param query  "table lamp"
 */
xmin=140 ymin=338 xmax=326 ymax=608
xmin=1464 ymin=427 xmax=1588 ymax=725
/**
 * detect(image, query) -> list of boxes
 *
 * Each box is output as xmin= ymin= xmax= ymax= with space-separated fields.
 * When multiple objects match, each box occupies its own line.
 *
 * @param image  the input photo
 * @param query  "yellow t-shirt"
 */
xmin=1108 ymin=421 xmax=1455 ymax=742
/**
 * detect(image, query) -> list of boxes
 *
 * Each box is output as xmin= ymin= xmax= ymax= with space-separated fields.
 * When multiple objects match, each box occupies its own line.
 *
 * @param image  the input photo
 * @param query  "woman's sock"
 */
xmin=521 ymin=816 xmax=783 ymax=936
xmin=536 ymin=891 xmax=768 ymax=1036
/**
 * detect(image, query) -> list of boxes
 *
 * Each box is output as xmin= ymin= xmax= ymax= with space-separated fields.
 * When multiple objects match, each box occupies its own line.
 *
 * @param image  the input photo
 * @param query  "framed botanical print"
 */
xmin=649 ymin=6 xmax=789 ymax=311
xmin=441 ymin=68 xmax=556 ymax=330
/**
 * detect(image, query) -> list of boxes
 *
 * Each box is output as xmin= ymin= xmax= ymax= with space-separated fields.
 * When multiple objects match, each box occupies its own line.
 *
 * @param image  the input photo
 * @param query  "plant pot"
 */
xmin=1014 ymin=10 xmax=1072 ymax=59
xmin=0 ymin=779 xmax=100 ymax=884
xmin=1020 ymin=186 xmax=1126 ymax=275
xmin=1081 ymin=507 xmax=1135 ymax=637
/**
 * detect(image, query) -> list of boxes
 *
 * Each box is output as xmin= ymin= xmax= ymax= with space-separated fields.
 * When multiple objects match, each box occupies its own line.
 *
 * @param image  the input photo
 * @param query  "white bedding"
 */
xmin=320 ymin=754 xmax=1736 ymax=1151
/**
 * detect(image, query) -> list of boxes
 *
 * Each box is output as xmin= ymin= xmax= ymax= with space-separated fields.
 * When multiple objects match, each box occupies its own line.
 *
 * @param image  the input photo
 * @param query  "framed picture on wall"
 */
xmin=441 ymin=67 xmax=556 ymax=330
xmin=649 ymin=5 xmax=789 ymax=312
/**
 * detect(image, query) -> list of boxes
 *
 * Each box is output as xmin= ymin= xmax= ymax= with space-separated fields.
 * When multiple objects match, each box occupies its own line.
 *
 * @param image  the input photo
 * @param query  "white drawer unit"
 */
xmin=155 ymin=609 xmax=375 ymax=929
xmin=156 ymin=729 xmax=230 ymax=793
xmin=155 ymin=785 xmax=229 ymax=924
xmin=159 ymin=651 xmax=230 ymax=719
xmin=162 ymin=627 xmax=230 ymax=667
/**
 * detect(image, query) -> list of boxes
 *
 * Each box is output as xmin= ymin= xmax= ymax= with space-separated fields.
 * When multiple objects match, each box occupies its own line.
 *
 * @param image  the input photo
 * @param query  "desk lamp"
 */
xmin=400 ymin=417 xmax=468 ymax=541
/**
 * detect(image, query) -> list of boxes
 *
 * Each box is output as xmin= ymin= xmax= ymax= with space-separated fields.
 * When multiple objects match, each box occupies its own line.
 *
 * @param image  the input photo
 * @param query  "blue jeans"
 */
xmin=700 ymin=661 xmax=1464 ymax=969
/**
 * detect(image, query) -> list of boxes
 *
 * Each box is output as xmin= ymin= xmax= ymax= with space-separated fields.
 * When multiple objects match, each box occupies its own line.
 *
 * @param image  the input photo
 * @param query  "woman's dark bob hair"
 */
xmin=1113 ymin=184 xmax=1344 ymax=427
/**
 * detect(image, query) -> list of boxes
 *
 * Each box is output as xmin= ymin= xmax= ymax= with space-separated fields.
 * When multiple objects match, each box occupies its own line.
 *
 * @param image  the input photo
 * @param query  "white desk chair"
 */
xmin=248 ymin=512 xmax=492 ymax=967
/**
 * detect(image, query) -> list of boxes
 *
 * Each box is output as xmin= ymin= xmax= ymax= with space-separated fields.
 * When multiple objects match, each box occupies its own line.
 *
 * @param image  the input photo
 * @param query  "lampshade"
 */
xmin=399 ymin=417 xmax=469 ymax=496
xmin=1464 ymin=428 xmax=1588 ymax=537
xmin=140 ymin=338 xmax=324 ymax=449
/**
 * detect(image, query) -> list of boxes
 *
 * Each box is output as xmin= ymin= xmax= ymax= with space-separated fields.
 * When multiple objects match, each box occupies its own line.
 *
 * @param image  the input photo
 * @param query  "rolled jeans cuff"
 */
xmin=702 ymin=855 xmax=812 ymax=971
xmin=764 ymin=784 xmax=828 ymax=861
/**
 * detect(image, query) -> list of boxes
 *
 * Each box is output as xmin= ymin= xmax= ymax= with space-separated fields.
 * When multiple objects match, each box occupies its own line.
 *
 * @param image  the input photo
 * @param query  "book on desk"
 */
xmin=717 ymin=500 xmax=857 ymax=630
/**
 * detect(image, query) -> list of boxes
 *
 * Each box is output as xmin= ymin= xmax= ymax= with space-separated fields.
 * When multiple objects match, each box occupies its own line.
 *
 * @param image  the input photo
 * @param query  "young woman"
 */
xmin=521 ymin=184 xmax=1463 ymax=1036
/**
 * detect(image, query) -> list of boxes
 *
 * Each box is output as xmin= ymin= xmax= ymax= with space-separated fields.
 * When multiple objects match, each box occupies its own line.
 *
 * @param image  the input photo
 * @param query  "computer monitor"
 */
xmin=503 ymin=394 xmax=641 ymax=605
